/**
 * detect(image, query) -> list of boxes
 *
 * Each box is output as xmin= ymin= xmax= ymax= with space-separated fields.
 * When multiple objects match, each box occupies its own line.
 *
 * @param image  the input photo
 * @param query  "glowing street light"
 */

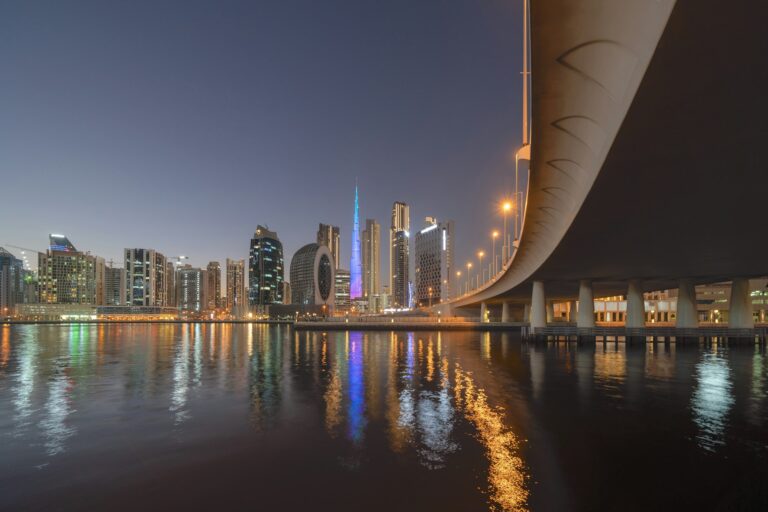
xmin=466 ymin=262 xmax=473 ymax=293
xmin=491 ymin=230 xmax=499 ymax=276
xmin=477 ymin=250 xmax=485 ymax=285
xmin=502 ymin=200 xmax=513 ymax=264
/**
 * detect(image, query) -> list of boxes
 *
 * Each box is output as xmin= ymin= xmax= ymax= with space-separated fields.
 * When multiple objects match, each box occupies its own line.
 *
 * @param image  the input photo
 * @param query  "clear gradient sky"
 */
xmin=0 ymin=0 xmax=525 ymax=282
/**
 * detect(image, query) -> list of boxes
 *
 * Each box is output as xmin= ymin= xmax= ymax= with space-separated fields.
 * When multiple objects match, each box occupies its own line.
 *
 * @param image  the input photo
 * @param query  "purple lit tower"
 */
xmin=350 ymin=182 xmax=362 ymax=299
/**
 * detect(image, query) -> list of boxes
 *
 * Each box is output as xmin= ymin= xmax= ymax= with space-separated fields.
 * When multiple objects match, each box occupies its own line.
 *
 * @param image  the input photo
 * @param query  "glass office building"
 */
xmin=249 ymin=225 xmax=284 ymax=305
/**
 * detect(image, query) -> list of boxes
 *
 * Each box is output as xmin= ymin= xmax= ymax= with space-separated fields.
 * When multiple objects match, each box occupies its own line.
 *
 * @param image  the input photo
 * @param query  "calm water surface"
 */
xmin=1 ymin=324 xmax=767 ymax=511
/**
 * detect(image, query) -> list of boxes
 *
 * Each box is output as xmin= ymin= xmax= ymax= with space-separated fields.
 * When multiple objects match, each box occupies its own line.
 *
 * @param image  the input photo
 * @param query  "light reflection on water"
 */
xmin=0 ymin=325 xmax=767 ymax=511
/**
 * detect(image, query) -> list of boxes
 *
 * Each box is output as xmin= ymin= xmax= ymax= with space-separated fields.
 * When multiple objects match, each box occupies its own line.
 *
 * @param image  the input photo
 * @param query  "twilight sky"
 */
xmin=0 ymin=0 xmax=524 ymax=282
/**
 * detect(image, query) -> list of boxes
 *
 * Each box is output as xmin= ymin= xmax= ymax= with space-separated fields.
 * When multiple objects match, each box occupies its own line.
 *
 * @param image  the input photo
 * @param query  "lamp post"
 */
xmin=428 ymin=287 xmax=433 ymax=308
xmin=491 ymin=230 xmax=499 ymax=276
xmin=477 ymin=251 xmax=485 ymax=285
xmin=502 ymin=201 xmax=513 ymax=264
xmin=456 ymin=271 xmax=462 ymax=297
xmin=466 ymin=262 xmax=472 ymax=293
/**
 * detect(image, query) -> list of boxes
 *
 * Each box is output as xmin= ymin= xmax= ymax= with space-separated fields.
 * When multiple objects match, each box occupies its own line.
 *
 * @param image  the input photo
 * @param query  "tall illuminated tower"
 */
xmin=350 ymin=183 xmax=362 ymax=299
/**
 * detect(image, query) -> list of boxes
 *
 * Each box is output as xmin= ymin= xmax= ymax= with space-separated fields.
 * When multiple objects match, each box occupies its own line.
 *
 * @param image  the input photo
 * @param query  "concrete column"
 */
xmin=577 ymin=280 xmax=595 ymax=328
xmin=625 ymin=280 xmax=645 ymax=329
xmin=531 ymin=281 xmax=546 ymax=330
xmin=501 ymin=302 xmax=510 ymax=323
xmin=480 ymin=302 xmax=488 ymax=323
xmin=676 ymin=279 xmax=698 ymax=328
xmin=546 ymin=301 xmax=554 ymax=323
xmin=568 ymin=300 xmax=577 ymax=322
xmin=729 ymin=278 xmax=754 ymax=329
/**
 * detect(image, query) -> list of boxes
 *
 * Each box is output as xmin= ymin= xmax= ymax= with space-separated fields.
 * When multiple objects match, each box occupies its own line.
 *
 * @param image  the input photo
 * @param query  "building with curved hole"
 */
xmin=290 ymin=243 xmax=335 ymax=308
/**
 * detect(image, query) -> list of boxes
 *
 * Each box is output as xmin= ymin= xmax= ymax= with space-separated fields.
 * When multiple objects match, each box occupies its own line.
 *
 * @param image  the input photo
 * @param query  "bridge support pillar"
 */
xmin=523 ymin=303 xmax=531 ymax=324
xmin=501 ymin=302 xmax=510 ymax=323
xmin=531 ymin=281 xmax=546 ymax=332
xmin=676 ymin=279 xmax=698 ymax=329
xmin=568 ymin=300 xmax=577 ymax=322
xmin=546 ymin=301 xmax=554 ymax=323
xmin=577 ymin=280 xmax=595 ymax=328
xmin=729 ymin=278 xmax=754 ymax=329
xmin=626 ymin=280 xmax=645 ymax=329
xmin=480 ymin=302 xmax=489 ymax=323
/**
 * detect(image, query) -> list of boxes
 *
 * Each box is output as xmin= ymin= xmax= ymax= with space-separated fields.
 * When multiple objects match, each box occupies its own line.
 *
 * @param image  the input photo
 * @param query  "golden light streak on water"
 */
xmin=455 ymin=364 xmax=529 ymax=512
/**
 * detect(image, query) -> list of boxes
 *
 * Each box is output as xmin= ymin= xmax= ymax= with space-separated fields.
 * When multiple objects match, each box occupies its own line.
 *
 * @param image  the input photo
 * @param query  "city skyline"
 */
xmin=0 ymin=0 xmax=525 ymax=279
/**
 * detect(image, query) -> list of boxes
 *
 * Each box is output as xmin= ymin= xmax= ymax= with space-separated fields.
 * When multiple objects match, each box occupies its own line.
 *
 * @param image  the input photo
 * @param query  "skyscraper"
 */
xmin=104 ymin=264 xmax=125 ymax=306
xmin=38 ymin=234 xmax=100 ymax=304
xmin=0 ymin=247 xmax=24 ymax=312
xmin=414 ymin=217 xmax=454 ymax=306
xmin=206 ymin=261 xmax=221 ymax=309
xmin=316 ymin=223 xmax=341 ymax=270
xmin=290 ymin=243 xmax=335 ymax=307
xmin=177 ymin=265 xmax=203 ymax=312
xmin=226 ymin=258 xmax=245 ymax=311
xmin=362 ymin=218 xmax=380 ymax=300
xmin=124 ymin=249 xmax=168 ymax=306
xmin=389 ymin=202 xmax=410 ymax=308
xmin=350 ymin=184 xmax=362 ymax=299
xmin=249 ymin=225 xmax=284 ymax=305
xmin=335 ymin=268 xmax=351 ymax=311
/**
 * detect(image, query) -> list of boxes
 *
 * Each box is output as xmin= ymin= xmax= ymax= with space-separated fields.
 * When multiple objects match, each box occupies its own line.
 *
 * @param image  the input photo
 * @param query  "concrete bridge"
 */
xmin=442 ymin=0 xmax=768 ymax=334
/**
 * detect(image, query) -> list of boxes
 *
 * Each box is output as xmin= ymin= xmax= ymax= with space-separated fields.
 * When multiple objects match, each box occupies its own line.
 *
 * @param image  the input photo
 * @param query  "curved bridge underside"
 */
xmin=454 ymin=0 xmax=768 ymax=307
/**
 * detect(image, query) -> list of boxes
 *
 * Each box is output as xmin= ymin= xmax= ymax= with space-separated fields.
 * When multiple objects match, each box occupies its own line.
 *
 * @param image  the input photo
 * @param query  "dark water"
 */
xmin=1 ymin=324 xmax=767 ymax=511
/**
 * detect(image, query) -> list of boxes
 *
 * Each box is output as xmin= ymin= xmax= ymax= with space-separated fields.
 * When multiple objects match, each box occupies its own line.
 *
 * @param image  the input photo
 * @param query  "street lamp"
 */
xmin=456 ymin=270 xmax=462 ymax=297
xmin=466 ymin=262 xmax=473 ymax=293
xmin=491 ymin=230 xmax=499 ymax=276
xmin=502 ymin=200 xmax=513 ymax=264
xmin=428 ymin=287 xmax=433 ymax=308
xmin=477 ymin=251 xmax=485 ymax=285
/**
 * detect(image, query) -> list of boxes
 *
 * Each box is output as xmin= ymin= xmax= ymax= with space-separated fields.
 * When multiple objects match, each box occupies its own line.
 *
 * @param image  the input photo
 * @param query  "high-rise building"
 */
xmin=362 ymin=218 xmax=380 ymax=300
xmin=38 ymin=234 xmax=100 ymax=304
xmin=290 ymin=243 xmax=334 ymax=307
xmin=317 ymin=223 xmax=341 ymax=270
xmin=414 ymin=217 xmax=455 ymax=306
xmin=165 ymin=261 xmax=176 ymax=307
xmin=94 ymin=257 xmax=106 ymax=305
xmin=335 ymin=268 xmax=351 ymax=311
xmin=350 ymin=185 xmax=362 ymax=300
xmin=389 ymin=202 xmax=410 ymax=308
xmin=226 ymin=258 xmax=245 ymax=311
xmin=249 ymin=226 xmax=284 ymax=305
xmin=177 ymin=265 xmax=203 ymax=312
xmin=104 ymin=264 xmax=125 ymax=306
xmin=0 ymin=247 xmax=24 ymax=312
xmin=282 ymin=281 xmax=292 ymax=306
xmin=206 ymin=261 xmax=221 ymax=309
xmin=124 ymin=249 xmax=168 ymax=306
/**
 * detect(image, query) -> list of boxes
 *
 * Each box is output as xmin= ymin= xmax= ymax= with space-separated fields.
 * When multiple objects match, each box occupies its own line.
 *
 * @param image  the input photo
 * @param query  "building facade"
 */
xmin=38 ymin=235 xmax=100 ymax=304
xmin=124 ymin=249 xmax=168 ymax=306
xmin=290 ymin=243 xmax=335 ymax=308
xmin=316 ymin=223 xmax=341 ymax=270
xmin=226 ymin=258 xmax=245 ymax=312
xmin=104 ymin=264 xmax=125 ymax=306
xmin=0 ymin=247 xmax=24 ymax=312
xmin=362 ymin=218 xmax=380 ymax=300
xmin=389 ymin=202 xmax=410 ymax=308
xmin=206 ymin=261 xmax=221 ymax=309
xmin=249 ymin=226 xmax=284 ymax=305
xmin=177 ymin=265 xmax=203 ymax=312
xmin=414 ymin=218 xmax=454 ymax=306
xmin=334 ymin=268 xmax=351 ymax=311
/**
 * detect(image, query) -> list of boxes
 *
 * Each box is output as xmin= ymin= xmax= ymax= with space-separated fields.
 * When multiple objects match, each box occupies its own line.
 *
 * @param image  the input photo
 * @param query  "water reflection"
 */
xmin=691 ymin=349 xmax=734 ymax=452
xmin=0 ymin=325 xmax=766 ymax=511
